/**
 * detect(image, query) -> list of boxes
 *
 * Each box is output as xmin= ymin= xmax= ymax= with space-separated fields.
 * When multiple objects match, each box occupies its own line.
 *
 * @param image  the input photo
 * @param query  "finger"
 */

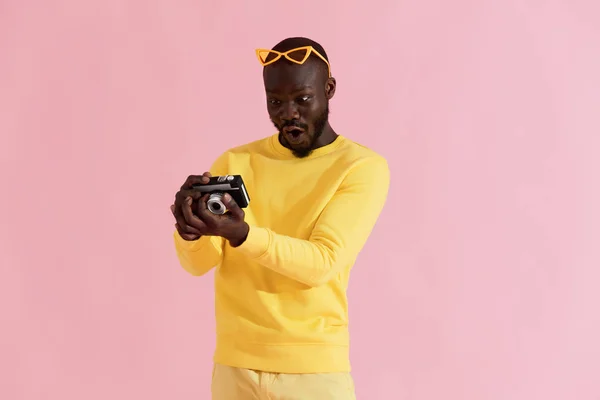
xmin=223 ymin=193 xmax=245 ymax=220
xmin=173 ymin=200 xmax=203 ymax=235
xmin=181 ymin=172 xmax=212 ymax=189
xmin=181 ymin=197 xmax=209 ymax=232
xmin=175 ymin=215 xmax=202 ymax=235
xmin=174 ymin=216 xmax=202 ymax=236
xmin=175 ymin=223 xmax=200 ymax=241
xmin=180 ymin=176 xmax=205 ymax=189
xmin=172 ymin=194 xmax=202 ymax=234
xmin=179 ymin=189 xmax=205 ymax=201
xmin=196 ymin=193 xmax=220 ymax=226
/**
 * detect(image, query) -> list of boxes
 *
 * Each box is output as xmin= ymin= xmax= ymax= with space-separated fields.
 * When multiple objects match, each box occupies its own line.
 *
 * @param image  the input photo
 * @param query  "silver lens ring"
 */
xmin=207 ymin=192 xmax=226 ymax=215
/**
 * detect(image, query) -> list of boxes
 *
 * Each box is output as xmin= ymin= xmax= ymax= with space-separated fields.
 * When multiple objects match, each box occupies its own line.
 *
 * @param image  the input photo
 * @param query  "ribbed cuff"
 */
xmin=173 ymin=231 xmax=205 ymax=252
xmin=235 ymin=225 xmax=271 ymax=259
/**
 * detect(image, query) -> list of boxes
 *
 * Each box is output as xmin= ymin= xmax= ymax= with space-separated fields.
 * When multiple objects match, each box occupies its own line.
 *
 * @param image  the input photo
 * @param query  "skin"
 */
xmin=171 ymin=55 xmax=336 ymax=246
xmin=264 ymin=57 xmax=337 ymax=158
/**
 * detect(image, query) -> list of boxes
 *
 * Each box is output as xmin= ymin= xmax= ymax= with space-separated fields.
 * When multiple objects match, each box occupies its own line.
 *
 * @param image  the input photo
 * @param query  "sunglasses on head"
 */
xmin=255 ymin=46 xmax=331 ymax=78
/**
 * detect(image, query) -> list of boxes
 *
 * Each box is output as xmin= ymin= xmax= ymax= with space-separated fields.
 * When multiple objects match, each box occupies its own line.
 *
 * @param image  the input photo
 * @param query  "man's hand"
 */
xmin=171 ymin=172 xmax=213 ymax=241
xmin=171 ymin=172 xmax=249 ymax=247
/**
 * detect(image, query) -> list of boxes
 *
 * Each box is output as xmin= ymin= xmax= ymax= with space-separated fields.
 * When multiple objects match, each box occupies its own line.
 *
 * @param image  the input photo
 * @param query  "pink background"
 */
xmin=1 ymin=1 xmax=599 ymax=399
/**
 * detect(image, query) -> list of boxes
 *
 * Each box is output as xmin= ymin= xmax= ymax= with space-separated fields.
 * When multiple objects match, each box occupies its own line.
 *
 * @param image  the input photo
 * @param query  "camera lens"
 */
xmin=207 ymin=192 xmax=226 ymax=215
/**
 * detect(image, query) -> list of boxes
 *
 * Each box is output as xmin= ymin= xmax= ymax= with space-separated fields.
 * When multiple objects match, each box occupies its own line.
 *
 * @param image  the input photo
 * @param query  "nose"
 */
xmin=279 ymin=101 xmax=300 ymax=121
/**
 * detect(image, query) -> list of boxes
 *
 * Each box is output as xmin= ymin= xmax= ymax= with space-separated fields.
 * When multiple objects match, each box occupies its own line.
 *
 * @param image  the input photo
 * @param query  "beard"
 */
xmin=275 ymin=105 xmax=330 ymax=158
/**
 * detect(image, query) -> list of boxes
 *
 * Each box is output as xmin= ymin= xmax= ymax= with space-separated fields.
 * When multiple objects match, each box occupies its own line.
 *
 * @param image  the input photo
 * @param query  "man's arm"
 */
xmin=234 ymin=156 xmax=390 ymax=287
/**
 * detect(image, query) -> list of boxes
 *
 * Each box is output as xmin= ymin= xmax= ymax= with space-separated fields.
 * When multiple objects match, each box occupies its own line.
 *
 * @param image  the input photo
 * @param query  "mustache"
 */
xmin=278 ymin=120 xmax=309 ymax=130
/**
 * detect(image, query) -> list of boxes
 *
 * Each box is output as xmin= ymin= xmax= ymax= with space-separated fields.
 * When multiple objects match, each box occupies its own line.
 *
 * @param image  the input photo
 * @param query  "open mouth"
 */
xmin=283 ymin=126 xmax=306 ymax=140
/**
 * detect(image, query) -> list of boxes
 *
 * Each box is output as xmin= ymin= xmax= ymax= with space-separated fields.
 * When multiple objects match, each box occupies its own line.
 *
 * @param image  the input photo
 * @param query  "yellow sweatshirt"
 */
xmin=173 ymin=133 xmax=390 ymax=374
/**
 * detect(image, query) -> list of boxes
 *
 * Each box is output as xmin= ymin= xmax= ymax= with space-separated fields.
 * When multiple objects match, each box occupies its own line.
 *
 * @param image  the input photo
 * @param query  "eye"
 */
xmin=297 ymin=95 xmax=312 ymax=103
xmin=268 ymin=98 xmax=281 ymax=106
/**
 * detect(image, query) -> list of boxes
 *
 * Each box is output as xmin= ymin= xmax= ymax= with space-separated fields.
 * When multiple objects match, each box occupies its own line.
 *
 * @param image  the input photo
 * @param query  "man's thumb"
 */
xmin=223 ymin=193 xmax=243 ymax=218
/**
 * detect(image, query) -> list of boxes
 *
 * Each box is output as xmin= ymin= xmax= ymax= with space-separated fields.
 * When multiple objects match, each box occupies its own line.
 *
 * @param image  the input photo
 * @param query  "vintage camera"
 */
xmin=191 ymin=175 xmax=250 ymax=215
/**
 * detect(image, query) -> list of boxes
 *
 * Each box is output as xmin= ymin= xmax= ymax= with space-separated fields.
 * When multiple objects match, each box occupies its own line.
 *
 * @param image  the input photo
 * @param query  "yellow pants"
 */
xmin=211 ymin=363 xmax=357 ymax=400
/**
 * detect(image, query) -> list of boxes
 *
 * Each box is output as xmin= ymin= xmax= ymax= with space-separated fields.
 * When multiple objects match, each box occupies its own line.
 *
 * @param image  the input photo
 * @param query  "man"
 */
xmin=171 ymin=37 xmax=390 ymax=399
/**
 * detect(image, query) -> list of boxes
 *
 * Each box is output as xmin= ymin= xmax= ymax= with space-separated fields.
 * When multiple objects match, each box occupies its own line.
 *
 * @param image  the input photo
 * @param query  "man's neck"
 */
xmin=314 ymin=123 xmax=338 ymax=149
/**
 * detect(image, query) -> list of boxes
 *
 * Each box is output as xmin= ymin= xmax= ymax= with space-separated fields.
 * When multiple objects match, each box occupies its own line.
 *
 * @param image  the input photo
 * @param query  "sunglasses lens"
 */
xmin=258 ymin=48 xmax=311 ymax=65
xmin=258 ymin=50 xmax=278 ymax=63
xmin=287 ymin=48 xmax=309 ymax=62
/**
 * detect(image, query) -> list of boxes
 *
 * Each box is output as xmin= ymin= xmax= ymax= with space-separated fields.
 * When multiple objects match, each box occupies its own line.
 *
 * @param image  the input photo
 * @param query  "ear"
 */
xmin=325 ymin=77 xmax=336 ymax=100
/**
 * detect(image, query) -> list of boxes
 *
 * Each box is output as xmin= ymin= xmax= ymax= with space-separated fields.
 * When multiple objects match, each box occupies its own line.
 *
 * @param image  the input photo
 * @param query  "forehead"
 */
xmin=263 ymin=61 xmax=324 ymax=93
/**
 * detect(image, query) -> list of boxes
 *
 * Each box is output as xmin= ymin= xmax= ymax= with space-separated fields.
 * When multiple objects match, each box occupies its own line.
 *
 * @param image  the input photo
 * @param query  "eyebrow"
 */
xmin=266 ymin=86 xmax=315 ymax=95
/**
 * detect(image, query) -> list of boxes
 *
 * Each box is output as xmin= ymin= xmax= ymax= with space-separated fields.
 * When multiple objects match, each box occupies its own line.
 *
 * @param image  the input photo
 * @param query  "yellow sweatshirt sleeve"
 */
xmin=173 ymin=152 xmax=230 ymax=276
xmin=174 ymin=233 xmax=226 ymax=276
xmin=235 ymin=156 xmax=390 ymax=287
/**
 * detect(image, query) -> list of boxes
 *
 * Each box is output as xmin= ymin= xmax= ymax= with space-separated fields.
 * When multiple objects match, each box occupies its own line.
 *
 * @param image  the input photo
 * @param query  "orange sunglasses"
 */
xmin=255 ymin=46 xmax=331 ymax=77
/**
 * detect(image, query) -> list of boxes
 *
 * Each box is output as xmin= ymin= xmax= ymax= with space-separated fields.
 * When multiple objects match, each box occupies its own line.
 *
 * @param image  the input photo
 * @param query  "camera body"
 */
xmin=191 ymin=175 xmax=250 ymax=215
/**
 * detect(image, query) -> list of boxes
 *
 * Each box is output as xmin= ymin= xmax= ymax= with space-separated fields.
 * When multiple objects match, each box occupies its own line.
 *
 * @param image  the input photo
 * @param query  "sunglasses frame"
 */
xmin=255 ymin=46 xmax=332 ymax=78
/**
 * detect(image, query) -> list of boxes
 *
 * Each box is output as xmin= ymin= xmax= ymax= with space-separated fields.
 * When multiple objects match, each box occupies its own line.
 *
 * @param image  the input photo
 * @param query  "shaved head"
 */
xmin=263 ymin=37 xmax=331 ymax=85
